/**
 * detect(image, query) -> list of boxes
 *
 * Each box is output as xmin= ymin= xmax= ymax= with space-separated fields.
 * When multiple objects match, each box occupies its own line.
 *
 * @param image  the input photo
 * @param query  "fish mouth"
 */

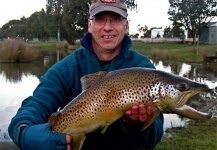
xmin=176 ymin=91 xmax=199 ymax=107
xmin=167 ymin=90 xmax=212 ymax=120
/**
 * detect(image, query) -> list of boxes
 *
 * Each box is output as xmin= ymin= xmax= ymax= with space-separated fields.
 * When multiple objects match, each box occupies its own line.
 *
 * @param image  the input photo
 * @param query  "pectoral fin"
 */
xmin=71 ymin=135 xmax=86 ymax=150
xmin=167 ymin=104 xmax=212 ymax=120
xmin=141 ymin=107 xmax=160 ymax=131
xmin=101 ymin=124 xmax=110 ymax=134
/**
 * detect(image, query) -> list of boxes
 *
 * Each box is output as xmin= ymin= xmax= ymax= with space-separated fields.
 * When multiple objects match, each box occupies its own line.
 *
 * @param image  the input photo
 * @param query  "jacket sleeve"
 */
xmin=8 ymin=59 xmax=75 ymax=143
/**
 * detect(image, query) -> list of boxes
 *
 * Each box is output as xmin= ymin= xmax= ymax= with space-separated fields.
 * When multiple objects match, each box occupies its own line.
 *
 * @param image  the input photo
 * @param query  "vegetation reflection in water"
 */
xmin=0 ymin=53 xmax=216 ymax=141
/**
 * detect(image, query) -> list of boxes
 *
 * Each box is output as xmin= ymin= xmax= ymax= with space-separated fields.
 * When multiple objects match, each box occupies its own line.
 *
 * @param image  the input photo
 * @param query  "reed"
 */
xmin=152 ymin=48 xmax=160 ymax=59
xmin=0 ymin=39 xmax=38 ymax=63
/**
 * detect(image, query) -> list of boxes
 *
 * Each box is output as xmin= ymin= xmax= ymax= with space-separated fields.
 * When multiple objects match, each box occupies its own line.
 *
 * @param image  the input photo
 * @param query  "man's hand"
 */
xmin=122 ymin=104 xmax=153 ymax=124
xmin=19 ymin=123 xmax=72 ymax=150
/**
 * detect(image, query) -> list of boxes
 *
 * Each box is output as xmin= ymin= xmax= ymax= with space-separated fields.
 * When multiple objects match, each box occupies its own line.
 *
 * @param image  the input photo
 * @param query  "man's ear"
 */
xmin=88 ymin=20 xmax=92 ymax=33
xmin=125 ymin=20 xmax=129 ymax=34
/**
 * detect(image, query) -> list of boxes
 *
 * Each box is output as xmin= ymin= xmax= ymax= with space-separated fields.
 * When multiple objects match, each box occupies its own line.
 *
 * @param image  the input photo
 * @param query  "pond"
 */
xmin=0 ymin=51 xmax=216 ymax=141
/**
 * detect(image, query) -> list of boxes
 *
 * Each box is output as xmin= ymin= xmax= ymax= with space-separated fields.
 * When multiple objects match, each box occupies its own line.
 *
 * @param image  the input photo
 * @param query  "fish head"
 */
xmin=152 ymin=71 xmax=212 ymax=120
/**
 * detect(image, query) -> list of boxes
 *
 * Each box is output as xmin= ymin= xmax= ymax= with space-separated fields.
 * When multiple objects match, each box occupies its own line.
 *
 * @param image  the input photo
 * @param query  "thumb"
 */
xmin=66 ymin=135 xmax=72 ymax=144
xmin=66 ymin=135 xmax=72 ymax=150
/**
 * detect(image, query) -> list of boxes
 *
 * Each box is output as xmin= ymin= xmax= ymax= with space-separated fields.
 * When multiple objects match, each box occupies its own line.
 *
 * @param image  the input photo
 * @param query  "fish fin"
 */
xmin=71 ymin=135 xmax=86 ymax=150
xmin=101 ymin=125 xmax=109 ymax=134
xmin=80 ymin=71 xmax=107 ymax=91
xmin=167 ymin=104 xmax=212 ymax=120
xmin=48 ymin=111 xmax=61 ymax=126
xmin=141 ymin=107 xmax=160 ymax=131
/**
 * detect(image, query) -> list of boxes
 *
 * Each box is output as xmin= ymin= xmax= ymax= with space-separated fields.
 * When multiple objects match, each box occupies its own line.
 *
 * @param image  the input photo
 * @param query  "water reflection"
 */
xmin=153 ymin=60 xmax=217 ymax=95
xmin=0 ymin=74 xmax=39 ymax=141
xmin=153 ymin=60 xmax=217 ymax=117
xmin=0 ymin=53 xmax=216 ymax=141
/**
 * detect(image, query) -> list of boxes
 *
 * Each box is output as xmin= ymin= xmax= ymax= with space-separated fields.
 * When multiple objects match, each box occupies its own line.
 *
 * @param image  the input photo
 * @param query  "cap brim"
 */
xmin=90 ymin=6 xmax=127 ymax=18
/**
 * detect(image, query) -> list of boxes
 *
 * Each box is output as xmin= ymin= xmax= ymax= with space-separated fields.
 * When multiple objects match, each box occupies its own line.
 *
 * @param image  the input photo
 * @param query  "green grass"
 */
xmin=29 ymin=42 xmax=58 ymax=51
xmin=27 ymin=40 xmax=217 ymax=63
xmin=29 ymin=41 xmax=81 ymax=51
xmin=131 ymin=41 xmax=217 ymax=63
xmin=154 ymin=119 xmax=217 ymax=150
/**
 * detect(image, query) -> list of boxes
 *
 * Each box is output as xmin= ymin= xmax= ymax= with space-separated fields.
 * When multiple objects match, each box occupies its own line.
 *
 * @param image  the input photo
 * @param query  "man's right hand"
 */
xmin=19 ymin=123 xmax=72 ymax=150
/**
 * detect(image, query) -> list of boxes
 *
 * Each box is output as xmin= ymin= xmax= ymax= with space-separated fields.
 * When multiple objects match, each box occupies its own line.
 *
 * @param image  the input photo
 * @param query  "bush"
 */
xmin=0 ymin=39 xmax=38 ymax=63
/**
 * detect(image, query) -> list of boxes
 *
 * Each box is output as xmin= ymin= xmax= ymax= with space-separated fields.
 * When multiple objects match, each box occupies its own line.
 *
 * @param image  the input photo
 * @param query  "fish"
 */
xmin=48 ymin=67 xmax=212 ymax=150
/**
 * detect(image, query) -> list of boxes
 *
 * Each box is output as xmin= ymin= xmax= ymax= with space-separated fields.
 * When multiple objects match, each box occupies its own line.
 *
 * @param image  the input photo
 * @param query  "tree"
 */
xmin=0 ymin=0 xmax=138 ymax=43
xmin=163 ymin=26 xmax=173 ymax=38
xmin=1 ymin=18 xmax=27 ymax=39
xmin=25 ymin=11 xmax=46 ymax=40
xmin=168 ymin=0 xmax=217 ymax=43
xmin=46 ymin=0 xmax=65 ymax=38
xmin=163 ymin=25 xmax=184 ymax=38
xmin=62 ymin=0 xmax=90 ymax=45
xmin=137 ymin=25 xmax=151 ymax=37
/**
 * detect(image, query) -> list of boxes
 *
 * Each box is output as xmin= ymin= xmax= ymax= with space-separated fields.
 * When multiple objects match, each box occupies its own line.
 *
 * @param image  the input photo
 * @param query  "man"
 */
xmin=8 ymin=0 xmax=164 ymax=150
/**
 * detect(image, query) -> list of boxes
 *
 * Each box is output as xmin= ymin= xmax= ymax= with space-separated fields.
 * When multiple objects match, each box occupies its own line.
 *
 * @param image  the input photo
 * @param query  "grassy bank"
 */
xmin=27 ymin=40 xmax=217 ymax=63
xmin=154 ymin=118 xmax=217 ymax=150
xmin=131 ymin=41 xmax=217 ymax=63
xmin=29 ymin=41 xmax=81 ymax=51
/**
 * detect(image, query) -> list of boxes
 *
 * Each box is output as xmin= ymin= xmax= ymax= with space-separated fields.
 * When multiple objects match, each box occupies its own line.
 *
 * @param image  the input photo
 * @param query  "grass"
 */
xmin=0 ymin=39 xmax=39 ymax=63
xmin=154 ymin=118 xmax=217 ymax=150
xmin=28 ymin=41 xmax=81 ymax=51
xmin=131 ymin=41 xmax=217 ymax=63
xmin=24 ymin=40 xmax=217 ymax=63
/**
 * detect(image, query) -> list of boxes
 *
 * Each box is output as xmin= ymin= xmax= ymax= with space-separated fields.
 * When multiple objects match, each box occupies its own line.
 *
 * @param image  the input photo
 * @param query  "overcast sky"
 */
xmin=0 ymin=0 xmax=216 ymax=34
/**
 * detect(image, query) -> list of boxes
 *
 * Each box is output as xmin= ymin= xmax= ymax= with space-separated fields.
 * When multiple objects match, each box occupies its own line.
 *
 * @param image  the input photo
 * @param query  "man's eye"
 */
xmin=113 ymin=18 xmax=120 ymax=21
xmin=96 ymin=17 xmax=104 ymax=21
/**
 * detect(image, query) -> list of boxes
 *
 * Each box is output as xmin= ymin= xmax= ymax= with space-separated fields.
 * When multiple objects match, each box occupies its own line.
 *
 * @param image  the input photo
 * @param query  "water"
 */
xmin=0 ymin=52 xmax=216 ymax=141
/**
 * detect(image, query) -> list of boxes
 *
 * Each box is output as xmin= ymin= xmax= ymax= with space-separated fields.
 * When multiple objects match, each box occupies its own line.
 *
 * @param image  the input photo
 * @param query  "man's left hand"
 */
xmin=122 ymin=104 xmax=152 ymax=124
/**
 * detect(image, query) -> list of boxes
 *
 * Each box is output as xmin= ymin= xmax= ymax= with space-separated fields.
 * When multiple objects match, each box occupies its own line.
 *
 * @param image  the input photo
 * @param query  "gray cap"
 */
xmin=89 ymin=0 xmax=128 ymax=18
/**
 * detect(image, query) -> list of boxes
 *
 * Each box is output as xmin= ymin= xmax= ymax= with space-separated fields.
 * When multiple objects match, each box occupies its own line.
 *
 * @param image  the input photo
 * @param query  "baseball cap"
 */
xmin=89 ymin=0 xmax=128 ymax=18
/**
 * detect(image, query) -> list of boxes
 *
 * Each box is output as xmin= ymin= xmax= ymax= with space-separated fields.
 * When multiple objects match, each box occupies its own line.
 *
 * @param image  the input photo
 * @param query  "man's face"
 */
xmin=88 ymin=12 xmax=129 ymax=54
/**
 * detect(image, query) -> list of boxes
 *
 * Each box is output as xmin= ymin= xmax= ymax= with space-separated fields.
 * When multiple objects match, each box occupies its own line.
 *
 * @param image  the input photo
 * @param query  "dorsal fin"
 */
xmin=81 ymin=71 xmax=107 ymax=91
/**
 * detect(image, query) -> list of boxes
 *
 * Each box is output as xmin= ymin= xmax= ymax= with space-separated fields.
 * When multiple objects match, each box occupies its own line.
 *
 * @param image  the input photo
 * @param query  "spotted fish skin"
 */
xmin=48 ymin=67 xmax=212 ymax=150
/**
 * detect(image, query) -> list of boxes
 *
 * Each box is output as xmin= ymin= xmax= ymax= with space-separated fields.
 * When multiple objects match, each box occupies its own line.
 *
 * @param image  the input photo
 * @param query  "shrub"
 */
xmin=152 ymin=48 xmax=160 ymax=58
xmin=0 ymin=39 xmax=38 ymax=63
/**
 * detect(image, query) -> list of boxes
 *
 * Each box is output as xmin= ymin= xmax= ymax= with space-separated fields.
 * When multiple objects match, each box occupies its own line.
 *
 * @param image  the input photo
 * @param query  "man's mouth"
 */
xmin=102 ymin=35 xmax=115 ymax=39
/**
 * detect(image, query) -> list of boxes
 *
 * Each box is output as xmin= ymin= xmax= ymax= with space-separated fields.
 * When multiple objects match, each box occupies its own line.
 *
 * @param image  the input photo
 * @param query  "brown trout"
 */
xmin=48 ymin=67 xmax=212 ymax=150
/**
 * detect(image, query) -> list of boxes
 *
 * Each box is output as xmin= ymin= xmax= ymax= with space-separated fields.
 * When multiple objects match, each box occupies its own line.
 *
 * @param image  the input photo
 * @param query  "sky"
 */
xmin=0 ymin=0 xmax=216 ymax=34
xmin=0 ymin=0 xmax=46 ymax=26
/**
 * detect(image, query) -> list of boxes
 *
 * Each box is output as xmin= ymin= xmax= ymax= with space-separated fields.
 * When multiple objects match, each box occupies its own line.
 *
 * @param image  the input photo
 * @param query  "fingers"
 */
xmin=66 ymin=135 xmax=72 ymax=150
xmin=130 ymin=105 xmax=139 ymax=121
xmin=123 ymin=104 xmax=153 ymax=123
xmin=138 ymin=104 xmax=147 ymax=122
xmin=146 ymin=105 xmax=153 ymax=116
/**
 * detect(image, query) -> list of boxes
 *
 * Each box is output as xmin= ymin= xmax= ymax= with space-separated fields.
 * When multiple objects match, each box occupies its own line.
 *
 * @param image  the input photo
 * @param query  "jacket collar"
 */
xmin=80 ymin=32 xmax=132 ymax=54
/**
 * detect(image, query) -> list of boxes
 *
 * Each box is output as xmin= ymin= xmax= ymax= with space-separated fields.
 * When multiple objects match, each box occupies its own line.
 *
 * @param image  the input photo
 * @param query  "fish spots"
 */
xmin=149 ymin=82 xmax=162 ymax=100
xmin=165 ymin=84 xmax=180 ymax=98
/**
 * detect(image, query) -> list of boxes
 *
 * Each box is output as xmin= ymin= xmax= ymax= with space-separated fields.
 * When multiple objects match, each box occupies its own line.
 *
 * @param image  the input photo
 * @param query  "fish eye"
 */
xmin=175 ymin=83 xmax=189 ymax=91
